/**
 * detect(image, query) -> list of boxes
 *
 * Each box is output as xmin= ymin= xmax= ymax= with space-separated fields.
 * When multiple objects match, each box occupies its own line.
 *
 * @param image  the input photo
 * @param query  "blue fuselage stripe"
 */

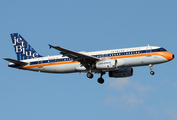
xmin=29 ymin=48 xmax=166 ymax=66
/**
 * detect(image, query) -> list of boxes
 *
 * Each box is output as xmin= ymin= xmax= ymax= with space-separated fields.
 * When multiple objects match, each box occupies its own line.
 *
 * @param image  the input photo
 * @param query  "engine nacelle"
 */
xmin=96 ymin=59 xmax=115 ymax=69
xmin=96 ymin=59 xmax=125 ymax=69
xmin=109 ymin=67 xmax=133 ymax=78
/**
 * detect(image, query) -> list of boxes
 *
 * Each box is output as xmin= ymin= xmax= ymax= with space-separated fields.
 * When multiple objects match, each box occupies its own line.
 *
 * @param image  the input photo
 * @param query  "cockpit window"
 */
xmin=158 ymin=48 xmax=167 ymax=52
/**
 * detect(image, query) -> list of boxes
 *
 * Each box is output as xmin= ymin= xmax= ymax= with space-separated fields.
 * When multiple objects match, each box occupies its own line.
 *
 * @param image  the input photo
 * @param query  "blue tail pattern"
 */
xmin=11 ymin=33 xmax=43 ymax=61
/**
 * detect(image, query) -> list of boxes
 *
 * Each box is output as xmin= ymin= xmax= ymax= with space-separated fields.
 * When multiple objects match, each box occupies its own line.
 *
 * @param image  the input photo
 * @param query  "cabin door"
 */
xmin=38 ymin=58 xmax=43 ymax=68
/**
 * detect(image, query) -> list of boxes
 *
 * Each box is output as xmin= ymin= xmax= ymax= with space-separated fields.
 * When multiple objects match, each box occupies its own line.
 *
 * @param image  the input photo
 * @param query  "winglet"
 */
xmin=48 ymin=44 xmax=53 ymax=49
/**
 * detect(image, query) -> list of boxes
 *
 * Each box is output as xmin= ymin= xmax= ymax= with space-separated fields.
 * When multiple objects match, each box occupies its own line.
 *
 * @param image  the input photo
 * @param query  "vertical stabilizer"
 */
xmin=11 ymin=33 xmax=43 ymax=60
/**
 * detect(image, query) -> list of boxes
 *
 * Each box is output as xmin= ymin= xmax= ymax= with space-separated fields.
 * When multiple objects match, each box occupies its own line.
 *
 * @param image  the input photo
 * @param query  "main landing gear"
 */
xmin=86 ymin=72 xmax=93 ymax=79
xmin=86 ymin=72 xmax=105 ymax=84
xmin=149 ymin=64 xmax=155 ymax=75
xmin=97 ymin=72 xmax=105 ymax=84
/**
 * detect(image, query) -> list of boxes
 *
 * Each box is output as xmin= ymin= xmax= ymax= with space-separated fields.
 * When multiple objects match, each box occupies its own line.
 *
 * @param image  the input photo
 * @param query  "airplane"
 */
xmin=3 ymin=33 xmax=174 ymax=84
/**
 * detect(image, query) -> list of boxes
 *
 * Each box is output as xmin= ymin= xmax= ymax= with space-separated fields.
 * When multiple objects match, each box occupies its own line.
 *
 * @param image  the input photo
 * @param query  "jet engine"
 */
xmin=109 ymin=67 xmax=133 ymax=78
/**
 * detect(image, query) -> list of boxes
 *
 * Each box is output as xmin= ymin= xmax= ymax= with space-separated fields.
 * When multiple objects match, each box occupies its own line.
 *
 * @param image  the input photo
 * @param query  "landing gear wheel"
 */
xmin=86 ymin=72 xmax=93 ymax=79
xmin=97 ymin=77 xmax=104 ymax=84
xmin=149 ymin=64 xmax=155 ymax=75
xmin=150 ymin=71 xmax=155 ymax=75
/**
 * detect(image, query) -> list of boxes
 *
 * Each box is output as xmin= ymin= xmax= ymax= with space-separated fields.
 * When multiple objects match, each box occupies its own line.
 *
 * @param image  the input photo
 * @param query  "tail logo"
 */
xmin=11 ymin=33 xmax=42 ymax=60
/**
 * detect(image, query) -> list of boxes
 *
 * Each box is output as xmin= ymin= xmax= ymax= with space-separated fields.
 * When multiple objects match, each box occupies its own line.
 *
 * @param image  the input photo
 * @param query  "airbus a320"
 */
xmin=4 ymin=33 xmax=174 ymax=84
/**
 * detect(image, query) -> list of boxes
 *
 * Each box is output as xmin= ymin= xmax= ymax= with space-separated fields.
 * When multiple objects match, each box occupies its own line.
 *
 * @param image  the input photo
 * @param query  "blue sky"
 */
xmin=1 ymin=0 xmax=177 ymax=120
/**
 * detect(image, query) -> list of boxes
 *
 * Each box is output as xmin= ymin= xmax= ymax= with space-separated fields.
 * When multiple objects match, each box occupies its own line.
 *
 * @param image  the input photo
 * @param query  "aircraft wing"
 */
xmin=49 ymin=44 xmax=99 ymax=68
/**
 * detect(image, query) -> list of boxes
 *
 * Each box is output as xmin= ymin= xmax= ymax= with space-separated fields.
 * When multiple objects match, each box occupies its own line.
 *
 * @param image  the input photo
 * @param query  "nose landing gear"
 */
xmin=150 ymin=71 xmax=155 ymax=75
xmin=149 ymin=64 xmax=155 ymax=75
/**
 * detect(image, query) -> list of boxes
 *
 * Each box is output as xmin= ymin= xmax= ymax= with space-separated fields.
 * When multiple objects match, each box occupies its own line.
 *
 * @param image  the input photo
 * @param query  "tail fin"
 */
xmin=10 ymin=33 xmax=43 ymax=61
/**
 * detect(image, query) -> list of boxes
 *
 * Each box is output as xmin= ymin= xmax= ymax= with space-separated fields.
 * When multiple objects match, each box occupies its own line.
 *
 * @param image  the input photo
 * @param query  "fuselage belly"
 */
xmin=26 ymin=54 xmax=169 ymax=73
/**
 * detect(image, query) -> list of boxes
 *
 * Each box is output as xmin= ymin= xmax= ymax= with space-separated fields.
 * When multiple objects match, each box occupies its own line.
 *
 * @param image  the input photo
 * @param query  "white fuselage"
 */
xmin=9 ymin=46 xmax=173 ymax=74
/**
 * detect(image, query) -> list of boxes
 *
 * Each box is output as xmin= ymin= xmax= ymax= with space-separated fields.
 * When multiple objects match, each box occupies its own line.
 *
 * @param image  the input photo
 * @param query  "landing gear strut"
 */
xmin=149 ymin=64 xmax=155 ymax=75
xmin=97 ymin=72 xmax=105 ymax=84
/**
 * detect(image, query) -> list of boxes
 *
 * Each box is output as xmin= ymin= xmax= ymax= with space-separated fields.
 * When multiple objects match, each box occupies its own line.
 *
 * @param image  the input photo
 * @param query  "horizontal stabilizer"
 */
xmin=3 ymin=58 xmax=28 ymax=66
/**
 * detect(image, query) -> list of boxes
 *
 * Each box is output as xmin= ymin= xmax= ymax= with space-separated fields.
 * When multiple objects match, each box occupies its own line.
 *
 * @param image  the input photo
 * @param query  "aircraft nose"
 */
xmin=168 ymin=53 xmax=174 ymax=61
xmin=164 ymin=52 xmax=174 ymax=61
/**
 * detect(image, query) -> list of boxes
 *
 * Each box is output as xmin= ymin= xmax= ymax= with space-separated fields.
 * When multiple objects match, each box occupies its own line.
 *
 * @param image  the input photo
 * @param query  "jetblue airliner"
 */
xmin=4 ymin=33 xmax=174 ymax=84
